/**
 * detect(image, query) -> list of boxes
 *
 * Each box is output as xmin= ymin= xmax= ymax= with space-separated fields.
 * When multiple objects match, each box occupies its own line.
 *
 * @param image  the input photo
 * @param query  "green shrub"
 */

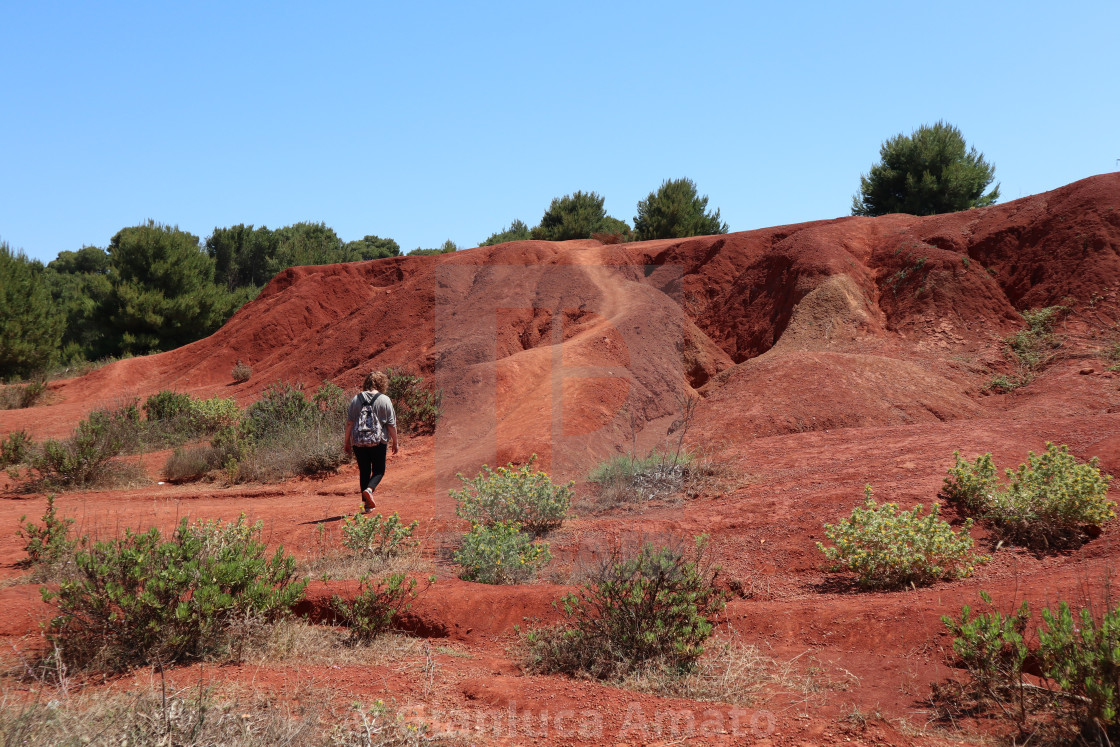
xmin=341 ymin=512 xmax=419 ymax=559
xmin=991 ymin=306 xmax=1067 ymax=390
xmin=451 ymin=455 xmax=571 ymax=535
xmin=45 ymin=514 xmax=306 ymax=671
xmin=0 ymin=429 xmax=32 ymax=467
xmin=330 ymin=573 xmax=434 ymax=644
xmin=143 ymin=390 xmax=192 ymax=421
xmin=30 ymin=402 xmax=145 ymax=488
xmin=246 ymin=382 xmax=315 ymax=434
xmin=942 ymin=451 xmax=998 ymax=513
xmin=385 ymin=368 xmax=442 ymax=435
xmin=524 ymin=537 xmax=726 ymax=678
xmin=454 ymin=522 xmax=551 ymax=584
xmin=817 ymin=485 xmax=985 ymax=589
xmin=186 ymin=395 xmax=241 ymax=433
xmin=165 ymin=382 xmax=349 ymax=484
xmin=944 ymin=443 xmax=1115 ymax=546
xmin=944 ymin=592 xmax=1120 ymax=740
xmin=942 ymin=591 xmax=1031 ymax=696
xmin=1039 ymin=601 xmax=1120 ymax=734
xmin=17 ymin=494 xmax=76 ymax=578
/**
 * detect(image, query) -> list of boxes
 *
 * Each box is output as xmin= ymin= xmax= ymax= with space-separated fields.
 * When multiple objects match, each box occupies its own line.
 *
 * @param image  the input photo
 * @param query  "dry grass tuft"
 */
xmin=618 ymin=634 xmax=855 ymax=706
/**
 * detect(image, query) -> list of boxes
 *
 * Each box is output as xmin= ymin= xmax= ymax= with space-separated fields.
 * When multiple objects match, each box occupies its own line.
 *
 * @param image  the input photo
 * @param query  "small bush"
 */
xmin=990 ymin=306 xmax=1067 ymax=391
xmin=944 ymin=592 xmax=1120 ymax=741
xmin=165 ymin=382 xmax=350 ymax=484
xmin=331 ymin=573 xmax=434 ymax=644
xmin=1 ymin=428 xmax=32 ymax=467
xmin=586 ymin=450 xmax=703 ymax=510
xmin=454 ymin=521 xmax=551 ymax=584
xmin=817 ymin=485 xmax=985 ymax=589
xmin=942 ymin=451 xmax=998 ymax=513
xmin=524 ymin=536 xmax=726 ymax=678
xmin=231 ymin=359 xmax=252 ymax=382
xmin=385 ymin=368 xmax=442 ymax=435
xmin=341 ymin=511 xmax=419 ymax=559
xmin=163 ymin=446 xmax=215 ymax=482
xmin=186 ymin=395 xmax=241 ymax=432
xmin=452 ymin=455 xmax=571 ymax=535
xmin=246 ymin=381 xmax=316 ymax=434
xmin=0 ymin=380 xmax=48 ymax=410
xmin=942 ymin=591 xmax=1031 ymax=697
xmin=143 ymin=390 xmax=192 ymax=421
xmin=17 ymin=494 xmax=76 ymax=578
xmin=45 ymin=514 xmax=306 ymax=671
xmin=944 ymin=443 xmax=1115 ymax=547
xmin=30 ymin=402 xmax=145 ymax=489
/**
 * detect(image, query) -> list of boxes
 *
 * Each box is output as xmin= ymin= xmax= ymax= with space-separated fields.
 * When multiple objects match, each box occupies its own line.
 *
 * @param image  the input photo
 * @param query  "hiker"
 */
xmin=344 ymin=371 xmax=398 ymax=513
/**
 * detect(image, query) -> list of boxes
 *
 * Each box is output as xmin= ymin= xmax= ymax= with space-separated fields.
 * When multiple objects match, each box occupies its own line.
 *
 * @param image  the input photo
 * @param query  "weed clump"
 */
xmin=942 ymin=591 xmax=1120 ymax=742
xmin=454 ymin=521 xmax=551 ymax=584
xmin=330 ymin=573 xmax=434 ymax=644
xmin=943 ymin=443 xmax=1114 ymax=547
xmin=341 ymin=511 xmax=419 ymax=560
xmin=988 ymin=305 xmax=1067 ymax=392
xmin=524 ymin=536 xmax=726 ymax=678
xmin=385 ymin=368 xmax=442 ymax=435
xmin=451 ymin=455 xmax=571 ymax=535
xmin=817 ymin=485 xmax=985 ymax=589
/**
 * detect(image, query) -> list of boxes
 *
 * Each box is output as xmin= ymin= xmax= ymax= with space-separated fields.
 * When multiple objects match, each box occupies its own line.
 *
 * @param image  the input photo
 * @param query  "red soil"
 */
xmin=4 ymin=173 xmax=1120 ymax=744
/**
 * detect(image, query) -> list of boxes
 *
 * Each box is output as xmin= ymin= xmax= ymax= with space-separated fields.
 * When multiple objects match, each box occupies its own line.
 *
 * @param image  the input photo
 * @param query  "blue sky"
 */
xmin=2 ymin=1 xmax=1117 ymax=264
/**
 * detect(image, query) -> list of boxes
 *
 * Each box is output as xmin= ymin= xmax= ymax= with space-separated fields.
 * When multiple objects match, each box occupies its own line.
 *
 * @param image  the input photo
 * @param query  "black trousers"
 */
xmin=353 ymin=443 xmax=387 ymax=493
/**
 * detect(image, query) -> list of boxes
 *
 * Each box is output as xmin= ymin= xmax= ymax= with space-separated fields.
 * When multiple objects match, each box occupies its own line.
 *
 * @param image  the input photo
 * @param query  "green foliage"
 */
xmin=944 ymin=443 xmax=1115 ymax=546
xmin=143 ymin=390 xmax=192 ymax=421
xmin=341 ymin=511 xmax=419 ymax=559
xmin=993 ymin=306 xmax=1067 ymax=390
xmin=44 ymin=251 xmax=115 ymax=362
xmin=331 ymin=573 xmax=433 ymax=644
xmin=852 ymin=121 xmax=999 ymax=217
xmin=45 ymin=514 xmax=305 ymax=671
xmin=246 ymin=381 xmax=316 ymax=434
xmin=525 ymin=537 xmax=726 ymax=678
xmin=942 ymin=451 xmax=998 ymax=514
xmin=406 ymin=239 xmax=459 ymax=256
xmin=385 ymin=368 xmax=443 ymax=435
xmin=30 ymin=402 xmax=144 ymax=489
xmin=942 ymin=591 xmax=1031 ymax=694
xmin=451 ymin=455 xmax=572 ymax=535
xmin=454 ymin=521 xmax=551 ymax=584
xmin=344 ymin=234 xmax=401 ymax=261
xmin=105 ymin=221 xmax=234 ymax=355
xmin=632 ymin=178 xmax=728 ymax=241
xmin=817 ymin=485 xmax=985 ymax=589
xmin=18 ymin=494 xmax=76 ymax=574
xmin=531 ymin=191 xmax=631 ymax=241
xmin=1039 ymin=601 xmax=1120 ymax=731
xmin=481 ymin=219 xmax=532 ymax=246
xmin=0 ymin=241 xmax=65 ymax=378
xmin=945 ymin=592 xmax=1120 ymax=739
xmin=170 ymin=381 xmax=350 ymax=483
xmin=0 ymin=429 xmax=32 ymax=467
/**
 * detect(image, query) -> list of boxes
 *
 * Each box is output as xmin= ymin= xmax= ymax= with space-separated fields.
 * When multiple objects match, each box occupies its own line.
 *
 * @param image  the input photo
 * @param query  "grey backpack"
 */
xmin=352 ymin=392 xmax=385 ymax=446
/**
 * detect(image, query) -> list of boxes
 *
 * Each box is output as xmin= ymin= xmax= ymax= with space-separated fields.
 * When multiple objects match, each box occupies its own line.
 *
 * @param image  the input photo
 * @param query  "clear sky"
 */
xmin=2 ymin=1 xmax=1117 ymax=264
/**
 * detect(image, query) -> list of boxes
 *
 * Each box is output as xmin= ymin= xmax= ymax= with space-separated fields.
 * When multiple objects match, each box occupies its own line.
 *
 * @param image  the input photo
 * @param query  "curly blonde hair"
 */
xmin=362 ymin=371 xmax=389 ymax=393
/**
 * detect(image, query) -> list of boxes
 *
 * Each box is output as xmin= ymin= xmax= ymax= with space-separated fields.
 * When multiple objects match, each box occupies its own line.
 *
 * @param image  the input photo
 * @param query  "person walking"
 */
xmin=344 ymin=371 xmax=398 ymax=513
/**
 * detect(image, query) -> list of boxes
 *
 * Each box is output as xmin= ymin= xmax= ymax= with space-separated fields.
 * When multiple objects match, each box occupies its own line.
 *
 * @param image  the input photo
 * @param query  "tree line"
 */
xmin=1 ymin=121 xmax=1001 ymax=380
